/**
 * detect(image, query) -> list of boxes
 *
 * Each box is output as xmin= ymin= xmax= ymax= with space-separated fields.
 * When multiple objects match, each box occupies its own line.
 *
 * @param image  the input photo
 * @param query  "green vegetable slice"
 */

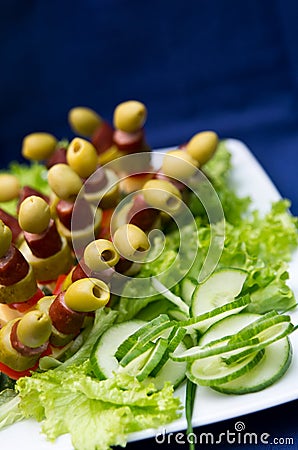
xmin=187 ymin=350 xmax=264 ymax=386
xmin=115 ymin=314 xmax=170 ymax=360
xmin=213 ymin=338 xmax=293 ymax=394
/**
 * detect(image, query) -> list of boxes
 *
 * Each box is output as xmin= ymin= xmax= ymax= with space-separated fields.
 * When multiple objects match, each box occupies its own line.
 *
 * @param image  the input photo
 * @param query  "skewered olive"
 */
xmin=113 ymin=223 xmax=150 ymax=261
xmin=18 ymin=195 xmax=51 ymax=234
xmin=67 ymin=138 xmax=98 ymax=178
xmin=68 ymin=107 xmax=103 ymax=137
xmin=113 ymin=100 xmax=147 ymax=133
xmin=0 ymin=174 xmax=20 ymax=202
xmin=47 ymin=163 xmax=83 ymax=201
xmin=64 ymin=278 xmax=110 ymax=312
xmin=161 ymin=149 xmax=198 ymax=179
xmin=0 ymin=220 xmax=12 ymax=258
xmin=84 ymin=239 xmax=120 ymax=272
xmin=142 ymin=179 xmax=182 ymax=215
xmin=22 ymin=132 xmax=58 ymax=161
xmin=186 ymin=131 xmax=219 ymax=165
xmin=17 ymin=310 xmax=52 ymax=348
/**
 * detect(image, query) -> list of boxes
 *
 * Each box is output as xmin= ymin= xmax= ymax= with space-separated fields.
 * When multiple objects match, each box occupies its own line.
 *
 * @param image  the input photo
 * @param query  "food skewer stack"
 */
xmin=0 ymin=100 xmax=218 ymax=377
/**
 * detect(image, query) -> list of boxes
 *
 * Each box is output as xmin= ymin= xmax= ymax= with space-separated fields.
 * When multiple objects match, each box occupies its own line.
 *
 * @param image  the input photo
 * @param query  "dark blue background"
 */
xmin=1 ymin=1 xmax=298 ymax=448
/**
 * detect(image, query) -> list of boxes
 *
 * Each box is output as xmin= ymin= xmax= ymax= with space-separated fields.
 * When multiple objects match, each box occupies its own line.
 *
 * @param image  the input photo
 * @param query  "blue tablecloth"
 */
xmin=1 ymin=1 xmax=298 ymax=448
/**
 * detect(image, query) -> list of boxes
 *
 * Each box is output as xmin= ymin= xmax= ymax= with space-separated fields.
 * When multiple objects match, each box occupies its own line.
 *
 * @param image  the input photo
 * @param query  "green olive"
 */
xmin=18 ymin=195 xmax=51 ymax=234
xmin=22 ymin=132 xmax=58 ymax=161
xmin=142 ymin=179 xmax=182 ymax=215
xmin=0 ymin=174 xmax=20 ymax=202
xmin=0 ymin=220 xmax=12 ymax=258
xmin=47 ymin=163 xmax=83 ymax=200
xmin=84 ymin=239 xmax=120 ymax=272
xmin=186 ymin=131 xmax=219 ymax=165
xmin=67 ymin=137 xmax=98 ymax=178
xmin=113 ymin=223 xmax=149 ymax=261
xmin=64 ymin=278 xmax=110 ymax=312
xmin=161 ymin=149 xmax=198 ymax=180
xmin=113 ymin=100 xmax=147 ymax=132
xmin=68 ymin=107 xmax=102 ymax=137
xmin=17 ymin=310 xmax=52 ymax=348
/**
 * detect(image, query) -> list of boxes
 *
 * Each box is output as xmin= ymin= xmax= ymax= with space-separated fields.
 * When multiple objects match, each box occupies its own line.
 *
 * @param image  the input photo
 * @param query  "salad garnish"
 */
xmin=0 ymin=101 xmax=297 ymax=450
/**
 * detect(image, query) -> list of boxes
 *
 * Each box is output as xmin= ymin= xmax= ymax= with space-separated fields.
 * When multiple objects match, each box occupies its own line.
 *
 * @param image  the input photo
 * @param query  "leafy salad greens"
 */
xmin=0 ymin=142 xmax=298 ymax=450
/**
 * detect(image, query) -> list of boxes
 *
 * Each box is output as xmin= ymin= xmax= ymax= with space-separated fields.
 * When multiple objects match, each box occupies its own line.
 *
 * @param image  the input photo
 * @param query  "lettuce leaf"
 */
xmin=16 ymin=365 xmax=181 ymax=450
xmin=192 ymin=141 xmax=251 ymax=225
xmin=0 ymin=389 xmax=24 ymax=429
xmin=190 ymin=199 xmax=298 ymax=313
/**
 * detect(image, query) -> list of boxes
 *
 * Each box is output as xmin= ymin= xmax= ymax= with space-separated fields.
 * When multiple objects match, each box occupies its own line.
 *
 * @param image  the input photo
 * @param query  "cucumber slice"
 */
xmin=187 ymin=349 xmax=264 ymax=386
xmin=213 ymin=338 xmax=293 ymax=394
xmin=199 ymin=312 xmax=260 ymax=345
xmin=90 ymin=320 xmax=146 ymax=379
xmin=195 ymin=312 xmax=294 ymax=391
xmin=115 ymin=314 xmax=170 ymax=360
xmin=223 ymin=322 xmax=294 ymax=365
xmin=228 ymin=313 xmax=291 ymax=344
xmin=150 ymin=327 xmax=186 ymax=376
xmin=181 ymin=295 xmax=251 ymax=333
xmin=91 ymin=319 xmax=187 ymax=389
xmin=191 ymin=268 xmax=247 ymax=318
xmin=153 ymin=347 xmax=187 ymax=390
xmin=136 ymin=337 xmax=168 ymax=382
xmin=170 ymin=335 xmax=260 ymax=362
xmin=180 ymin=277 xmax=196 ymax=306
xmin=119 ymin=318 xmax=174 ymax=367
xmin=172 ymin=311 xmax=295 ymax=363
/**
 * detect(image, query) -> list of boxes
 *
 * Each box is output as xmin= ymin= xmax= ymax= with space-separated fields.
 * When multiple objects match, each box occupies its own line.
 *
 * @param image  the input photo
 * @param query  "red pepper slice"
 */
xmin=0 ymin=361 xmax=37 ymax=380
xmin=53 ymin=274 xmax=67 ymax=295
xmin=98 ymin=208 xmax=114 ymax=240
xmin=8 ymin=289 xmax=44 ymax=313
xmin=0 ymin=345 xmax=52 ymax=380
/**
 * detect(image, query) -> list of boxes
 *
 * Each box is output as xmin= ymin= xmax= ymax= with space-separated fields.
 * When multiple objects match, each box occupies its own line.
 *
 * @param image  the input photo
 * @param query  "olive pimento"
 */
xmin=18 ymin=196 xmax=73 ymax=282
xmin=0 ymin=220 xmax=37 ymax=305
xmin=38 ymin=278 xmax=110 ymax=346
xmin=71 ymin=238 xmax=119 ymax=285
xmin=0 ymin=309 xmax=52 ymax=372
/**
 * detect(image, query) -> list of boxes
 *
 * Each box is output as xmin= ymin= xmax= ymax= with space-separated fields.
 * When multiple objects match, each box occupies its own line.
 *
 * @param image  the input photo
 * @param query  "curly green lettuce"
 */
xmin=16 ymin=364 xmax=181 ymax=450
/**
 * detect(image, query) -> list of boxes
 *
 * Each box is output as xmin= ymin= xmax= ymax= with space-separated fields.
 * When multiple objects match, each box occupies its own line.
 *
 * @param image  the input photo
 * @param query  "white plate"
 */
xmin=1 ymin=139 xmax=298 ymax=449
